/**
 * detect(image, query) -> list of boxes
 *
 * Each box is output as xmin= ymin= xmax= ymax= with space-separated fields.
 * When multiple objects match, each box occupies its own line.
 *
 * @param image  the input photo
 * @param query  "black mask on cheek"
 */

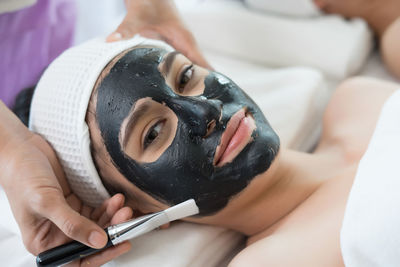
xmin=96 ymin=47 xmax=280 ymax=215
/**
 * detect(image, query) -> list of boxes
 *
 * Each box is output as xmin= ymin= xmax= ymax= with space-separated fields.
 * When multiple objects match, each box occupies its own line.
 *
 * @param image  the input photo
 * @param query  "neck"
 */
xmin=192 ymin=149 xmax=340 ymax=236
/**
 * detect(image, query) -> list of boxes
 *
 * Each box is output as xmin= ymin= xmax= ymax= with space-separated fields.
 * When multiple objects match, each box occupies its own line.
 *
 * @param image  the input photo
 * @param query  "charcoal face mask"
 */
xmin=96 ymin=47 xmax=280 ymax=215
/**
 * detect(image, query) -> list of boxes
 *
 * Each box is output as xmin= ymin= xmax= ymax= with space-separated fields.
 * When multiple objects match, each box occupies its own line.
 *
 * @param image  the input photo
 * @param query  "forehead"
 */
xmin=114 ymin=46 xmax=169 ymax=71
xmin=93 ymin=45 xmax=171 ymax=98
xmin=100 ymin=47 xmax=173 ymax=98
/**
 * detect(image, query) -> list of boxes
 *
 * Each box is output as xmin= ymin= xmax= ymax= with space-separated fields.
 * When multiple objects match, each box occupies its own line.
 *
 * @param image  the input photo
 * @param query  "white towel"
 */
xmin=341 ymin=90 xmax=400 ymax=267
xmin=176 ymin=0 xmax=373 ymax=79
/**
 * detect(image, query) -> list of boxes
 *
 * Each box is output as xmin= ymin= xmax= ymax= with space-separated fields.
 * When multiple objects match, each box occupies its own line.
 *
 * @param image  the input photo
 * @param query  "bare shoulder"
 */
xmin=316 ymin=76 xmax=399 ymax=161
xmin=229 ymin=167 xmax=357 ymax=267
xmin=381 ymin=17 xmax=400 ymax=78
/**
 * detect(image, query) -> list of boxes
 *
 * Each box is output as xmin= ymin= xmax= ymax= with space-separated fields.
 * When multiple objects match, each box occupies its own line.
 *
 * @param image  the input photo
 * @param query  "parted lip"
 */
xmin=213 ymin=108 xmax=250 ymax=166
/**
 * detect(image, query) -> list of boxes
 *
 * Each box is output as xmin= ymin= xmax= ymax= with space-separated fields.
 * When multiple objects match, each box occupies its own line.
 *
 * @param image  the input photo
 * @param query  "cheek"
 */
xmin=147 ymin=127 xmax=215 ymax=178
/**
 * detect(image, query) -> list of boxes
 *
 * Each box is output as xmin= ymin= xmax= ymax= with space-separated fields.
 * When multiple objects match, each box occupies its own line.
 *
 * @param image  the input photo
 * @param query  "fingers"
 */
xmin=79 ymin=241 xmax=132 ymax=267
xmin=106 ymin=13 xmax=212 ymax=70
xmin=159 ymin=222 xmax=171 ymax=229
xmin=94 ymin=194 xmax=125 ymax=227
xmin=66 ymin=194 xmax=132 ymax=267
xmin=110 ymin=207 xmax=133 ymax=225
xmin=312 ymin=0 xmax=334 ymax=14
xmin=313 ymin=0 xmax=326 ymax=9
xmin=40 ymin=194 xmax=108 ymax=249
xmin=64 ymin=241 xmax=131 ymax=267
xmin=107 ymin=22 xmax=163 ymax=43
xmin=106 ymin=16 xmax=138 ymax=42
xmin=90 ymin=194 xmax=121 ymax=221
xmin=106 ymin=32 xmax=123 ymax=42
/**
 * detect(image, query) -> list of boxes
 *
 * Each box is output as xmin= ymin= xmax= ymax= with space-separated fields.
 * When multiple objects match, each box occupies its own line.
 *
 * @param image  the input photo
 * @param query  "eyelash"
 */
xmin=143 ymin=119 xmax=165 ymax=150
xmin=177 ymin=64 xmax=194 ymax=93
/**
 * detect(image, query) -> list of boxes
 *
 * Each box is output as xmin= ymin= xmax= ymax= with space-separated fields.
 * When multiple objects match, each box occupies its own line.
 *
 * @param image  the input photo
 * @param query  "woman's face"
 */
xmin=92 ymin=46 xmax=280 ymax=215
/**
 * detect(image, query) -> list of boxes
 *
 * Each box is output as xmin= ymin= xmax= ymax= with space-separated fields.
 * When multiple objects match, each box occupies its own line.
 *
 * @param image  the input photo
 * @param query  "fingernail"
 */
xmin=107 ymin=32 xmax=122 ymax=42
xmin=89 ymin=230 xmax=106 ymax=248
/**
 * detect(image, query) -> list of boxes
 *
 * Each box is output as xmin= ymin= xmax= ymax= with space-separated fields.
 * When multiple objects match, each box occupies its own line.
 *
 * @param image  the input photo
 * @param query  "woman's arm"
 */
xmin=316 ymin=77 xmax=399 ymax=162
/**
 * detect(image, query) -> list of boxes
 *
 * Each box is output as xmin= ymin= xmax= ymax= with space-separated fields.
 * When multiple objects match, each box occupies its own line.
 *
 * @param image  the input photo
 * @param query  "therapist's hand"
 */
xmin=0 ymin=104 xmax=132 ymax=265
xmin=107 ymin=0 xmax=211 ymax=69
xmin=313 ymin=0 xmax=361 ymax=17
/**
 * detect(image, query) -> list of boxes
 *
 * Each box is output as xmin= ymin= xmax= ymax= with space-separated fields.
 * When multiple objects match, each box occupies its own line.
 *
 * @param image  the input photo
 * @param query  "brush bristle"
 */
xmin=164 ymin=199 xmax=199 ymax=221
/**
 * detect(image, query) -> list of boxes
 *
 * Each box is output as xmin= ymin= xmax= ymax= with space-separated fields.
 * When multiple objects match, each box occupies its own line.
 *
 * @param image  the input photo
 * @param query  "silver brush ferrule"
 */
xmin=107 ymin=211 xmax=169 ymax=245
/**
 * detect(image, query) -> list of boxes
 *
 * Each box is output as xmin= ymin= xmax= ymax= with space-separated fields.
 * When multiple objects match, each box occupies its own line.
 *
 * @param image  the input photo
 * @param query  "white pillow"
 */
xmin=176 ymin=0 xmax=373 ymax=79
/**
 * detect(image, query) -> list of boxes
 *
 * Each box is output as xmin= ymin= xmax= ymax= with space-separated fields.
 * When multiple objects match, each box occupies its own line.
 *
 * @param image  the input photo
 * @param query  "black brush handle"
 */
xmin=36 ymin=229 xmax=113 ymax=267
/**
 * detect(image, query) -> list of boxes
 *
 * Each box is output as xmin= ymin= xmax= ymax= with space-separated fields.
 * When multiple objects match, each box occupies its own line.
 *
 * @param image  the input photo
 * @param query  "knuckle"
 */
xmin=61 ymin=218 xmax=79 ymax=237
xmin=30 ymin=192 xmax=50 ymax=212
xmin=30 ymin=188 xmax=64 ymax=214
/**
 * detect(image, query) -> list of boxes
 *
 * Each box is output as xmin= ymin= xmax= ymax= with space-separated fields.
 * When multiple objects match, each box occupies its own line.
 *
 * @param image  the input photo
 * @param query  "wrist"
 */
xmin=0 ymin=100 xmax=31 ymax=141
xmin=0 ymin=101 xmax=33 ymax=183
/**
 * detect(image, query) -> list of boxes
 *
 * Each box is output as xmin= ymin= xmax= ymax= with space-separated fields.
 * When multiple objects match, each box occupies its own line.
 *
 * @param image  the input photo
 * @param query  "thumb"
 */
xmin=106 ymin=31 xmax=123 ymax=42
xmin=42 ymin=195 xmax=108 ymax=249
xmin=106 ymin=16 xmax=137 ymax=42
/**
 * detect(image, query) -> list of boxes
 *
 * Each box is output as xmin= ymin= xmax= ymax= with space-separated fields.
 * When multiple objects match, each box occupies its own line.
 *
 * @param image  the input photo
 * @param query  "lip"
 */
xmin=213 ymin=108 xmax=256 ymax=167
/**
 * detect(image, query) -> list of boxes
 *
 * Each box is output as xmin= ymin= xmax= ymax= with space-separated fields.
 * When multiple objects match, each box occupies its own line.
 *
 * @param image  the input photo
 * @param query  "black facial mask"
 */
xmin=96 ymin=47 xmax=280 ymax=215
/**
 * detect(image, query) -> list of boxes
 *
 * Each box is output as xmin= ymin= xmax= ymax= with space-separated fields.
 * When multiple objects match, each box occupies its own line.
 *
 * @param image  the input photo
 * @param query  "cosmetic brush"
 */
xmin=36 ymin=199 xmax=199 ymax=267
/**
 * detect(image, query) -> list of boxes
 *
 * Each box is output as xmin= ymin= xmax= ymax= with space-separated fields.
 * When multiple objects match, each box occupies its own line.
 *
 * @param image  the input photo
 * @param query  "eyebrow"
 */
xmin=161 ymin=51 xmax=181 ymax=77
xmin=123 ymin=102 xmax=152 ymax=148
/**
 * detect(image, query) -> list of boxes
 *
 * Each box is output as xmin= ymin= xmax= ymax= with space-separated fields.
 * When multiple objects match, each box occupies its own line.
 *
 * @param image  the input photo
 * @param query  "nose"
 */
xmin=167 ymin=96 xmax=222 ymax=137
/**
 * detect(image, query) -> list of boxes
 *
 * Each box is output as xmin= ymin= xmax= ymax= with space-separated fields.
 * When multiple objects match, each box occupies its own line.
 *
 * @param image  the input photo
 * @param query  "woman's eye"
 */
xmin=143 ymin=120 xmax=165 ymax=149
xmin=177 ymin=64 xmax=194 ymax=93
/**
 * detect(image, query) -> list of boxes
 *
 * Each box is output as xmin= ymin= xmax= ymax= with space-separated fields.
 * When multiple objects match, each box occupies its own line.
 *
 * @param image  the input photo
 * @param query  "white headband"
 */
xmin=29 ymin=35 xmax=174 ymax=207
